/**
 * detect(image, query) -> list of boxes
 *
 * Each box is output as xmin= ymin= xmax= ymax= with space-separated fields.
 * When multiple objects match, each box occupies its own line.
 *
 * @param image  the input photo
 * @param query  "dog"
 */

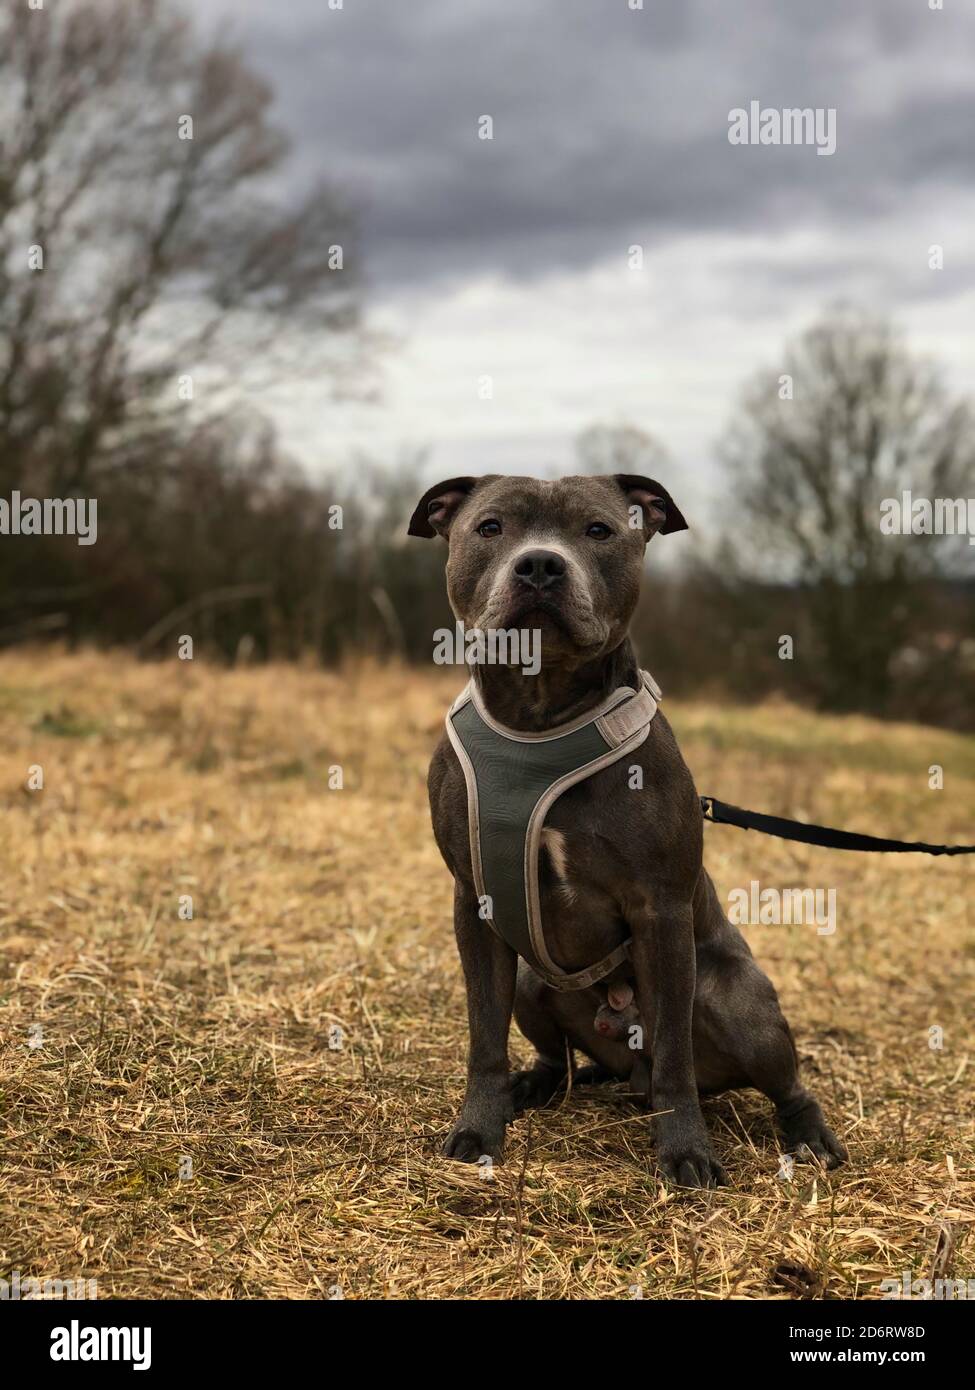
xmin=409 ymin=472 xmax=846 ymax=1188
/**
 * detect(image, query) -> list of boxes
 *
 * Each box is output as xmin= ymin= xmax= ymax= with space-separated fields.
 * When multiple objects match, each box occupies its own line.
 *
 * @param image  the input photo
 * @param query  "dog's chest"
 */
xmin=537 ymin=825 xmax=631 ymax=973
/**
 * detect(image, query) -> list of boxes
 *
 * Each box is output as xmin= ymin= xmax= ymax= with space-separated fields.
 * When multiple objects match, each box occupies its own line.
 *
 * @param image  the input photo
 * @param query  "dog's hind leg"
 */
xmin=510 ymin=961 xmax=570 ymax=1110
xmin=512 ymin=963 xmax=636 ymax=1109
xmin=749 ymin=1019 xmax=848 ymax=1171
xmin=696 ymin=946 xmax=847 ymax=1170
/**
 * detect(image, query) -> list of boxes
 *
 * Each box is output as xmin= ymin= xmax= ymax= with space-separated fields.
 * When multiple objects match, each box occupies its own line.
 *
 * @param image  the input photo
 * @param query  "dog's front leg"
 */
xmin=629 ymin=897 xmax=727 ymax=1188
xmin=444 ymin=877 xmax=517 ymax=1164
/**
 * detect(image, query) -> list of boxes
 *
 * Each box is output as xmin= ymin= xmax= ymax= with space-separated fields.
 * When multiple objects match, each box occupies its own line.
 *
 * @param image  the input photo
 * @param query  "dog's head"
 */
xmin=408 ymin=473 xmax=687 ymax=664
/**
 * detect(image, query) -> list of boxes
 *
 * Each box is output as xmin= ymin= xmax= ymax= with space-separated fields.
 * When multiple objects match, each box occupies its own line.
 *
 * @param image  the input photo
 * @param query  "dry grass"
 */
xmin=0 ymin=648 xmax=972 ymax=1300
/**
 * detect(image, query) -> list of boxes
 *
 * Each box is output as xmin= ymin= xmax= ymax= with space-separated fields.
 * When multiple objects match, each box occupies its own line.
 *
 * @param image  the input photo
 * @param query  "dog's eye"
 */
xmin=586 ymin=522 xmax=613 ymax=539
xmin=477 ymin=519 xmax=502 ymax=537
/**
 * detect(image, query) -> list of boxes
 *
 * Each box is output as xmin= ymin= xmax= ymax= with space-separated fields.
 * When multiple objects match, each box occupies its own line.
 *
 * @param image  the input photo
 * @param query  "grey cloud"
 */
xmin=198 ymin=0 xmax=975 ymax=288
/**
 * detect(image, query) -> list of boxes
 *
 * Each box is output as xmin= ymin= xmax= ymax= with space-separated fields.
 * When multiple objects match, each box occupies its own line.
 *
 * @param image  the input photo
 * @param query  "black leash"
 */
xmin=701 ymin=796 xmax=975 ymax=857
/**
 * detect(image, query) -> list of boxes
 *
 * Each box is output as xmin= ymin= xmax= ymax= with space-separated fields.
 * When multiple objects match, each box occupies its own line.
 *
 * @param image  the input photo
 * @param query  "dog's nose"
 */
xmin=513 ymin=548 xmax=566 ymax=591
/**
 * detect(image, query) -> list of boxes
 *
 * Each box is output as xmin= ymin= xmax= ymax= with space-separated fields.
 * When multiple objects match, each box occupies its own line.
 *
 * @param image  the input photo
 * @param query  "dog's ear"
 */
xmin=614 ymin=474 xmax=688 ymax=538
xmin=407 ymin=476 xmax=481 ymax=539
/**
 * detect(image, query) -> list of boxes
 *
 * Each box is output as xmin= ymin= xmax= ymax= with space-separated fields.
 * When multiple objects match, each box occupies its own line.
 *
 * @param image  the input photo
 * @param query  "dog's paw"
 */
xmin=778 ymin=1100 xmax=847 ymax=1170
xmin=785 ymin=1123 xmax=847 ymax=1171
xmin=658 ymin=1129 xmax=728 ymax=1189
xmin=572 ymin=1063 xmax=617 ymax=1087
xmin=442 ymin=1123 xmax=504 ymax=1164
xmin=510 ymin=1066 xmax=564 ymax=1113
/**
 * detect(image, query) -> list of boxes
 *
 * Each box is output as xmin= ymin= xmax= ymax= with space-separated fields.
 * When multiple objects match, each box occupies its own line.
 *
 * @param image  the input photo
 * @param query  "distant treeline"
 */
xmin=2 ymin=429 xmax=972 ymax=732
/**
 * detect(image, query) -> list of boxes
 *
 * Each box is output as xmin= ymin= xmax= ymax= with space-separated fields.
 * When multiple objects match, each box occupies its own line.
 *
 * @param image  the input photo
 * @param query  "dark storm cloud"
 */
xmin=200 ymin=0 xmax=975 ymax=286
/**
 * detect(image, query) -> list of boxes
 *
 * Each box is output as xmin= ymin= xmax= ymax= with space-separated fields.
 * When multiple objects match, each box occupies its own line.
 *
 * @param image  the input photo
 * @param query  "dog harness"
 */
xmin=445 ymin=672 xmax=661 ymax=991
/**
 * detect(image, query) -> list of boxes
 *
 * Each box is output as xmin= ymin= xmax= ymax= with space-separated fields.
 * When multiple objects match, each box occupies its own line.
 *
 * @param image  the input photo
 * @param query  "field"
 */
xmin=0 ymin=649 xmax=973 ymax=1300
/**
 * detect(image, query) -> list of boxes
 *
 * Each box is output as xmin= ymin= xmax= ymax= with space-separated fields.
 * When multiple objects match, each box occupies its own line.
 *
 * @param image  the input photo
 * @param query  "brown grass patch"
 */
xmin=0 ymin=650 xmax=972 ymax=1299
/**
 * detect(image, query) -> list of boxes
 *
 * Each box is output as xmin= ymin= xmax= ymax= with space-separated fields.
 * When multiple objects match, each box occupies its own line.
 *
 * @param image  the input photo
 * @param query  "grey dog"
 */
xmin=409 ymin=472 xmax=846 ymax=1188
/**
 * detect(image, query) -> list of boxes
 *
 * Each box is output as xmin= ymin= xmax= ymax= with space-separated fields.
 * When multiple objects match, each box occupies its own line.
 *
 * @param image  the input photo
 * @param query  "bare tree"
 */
xmin=0 ymin=0 xmax=369 ymax=498
xmin=575 ymin=421 xmax=669 ymax=478
xmin=721 ymin=309 xmax=975 ymax=708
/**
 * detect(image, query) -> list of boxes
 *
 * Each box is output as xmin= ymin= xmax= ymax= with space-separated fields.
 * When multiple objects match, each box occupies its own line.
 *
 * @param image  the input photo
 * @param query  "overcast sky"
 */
xmin=197 ymin=0 xmax=975 ymax=528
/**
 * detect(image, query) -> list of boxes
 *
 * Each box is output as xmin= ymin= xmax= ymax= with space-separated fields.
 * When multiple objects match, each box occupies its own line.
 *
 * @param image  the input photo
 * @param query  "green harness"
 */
xmin=445 ymin=672 xmax=661 ymax=991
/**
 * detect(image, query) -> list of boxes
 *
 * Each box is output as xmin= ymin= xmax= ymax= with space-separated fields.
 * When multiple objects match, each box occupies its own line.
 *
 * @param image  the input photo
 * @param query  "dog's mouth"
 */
xmin=501 ymin=593 xmax=571 ymax=631
xmin=473 ymin=584 xmax=609 ymax=657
